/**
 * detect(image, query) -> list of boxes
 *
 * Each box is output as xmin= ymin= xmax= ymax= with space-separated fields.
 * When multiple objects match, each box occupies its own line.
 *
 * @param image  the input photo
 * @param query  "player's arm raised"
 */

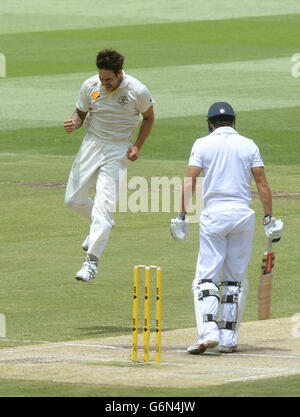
xmin=64 ymin=108 xmax=88 ymax=134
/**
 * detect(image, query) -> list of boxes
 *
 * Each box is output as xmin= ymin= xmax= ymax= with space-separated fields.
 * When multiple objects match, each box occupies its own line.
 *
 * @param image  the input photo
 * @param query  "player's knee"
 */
xmin=65 ymin=195 xmax=76 ymax=210
xmin=192 ymin=277 xmax=220 ymax=301
xmin=192 ymin=277 xmax=199 ymax=293
xmin=65 ymin=194 xmax=86 ymax=212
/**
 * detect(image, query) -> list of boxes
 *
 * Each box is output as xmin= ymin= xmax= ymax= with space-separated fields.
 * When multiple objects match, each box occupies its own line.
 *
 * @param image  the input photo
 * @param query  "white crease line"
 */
xmin=173 ymin=348 xmax=300 ymax=360
xmin=60 ymin=343 xmax=129 ymax=350
xmin=1 ymin=340 xmax=300 ymax=362
xmin=231 ymin=352 xmax=300 ymax=360
xmin=0 ymin=340 xmax=130 ymax=355
xmin=228 ymin=371 xmax=298 ymax=382
xmin=1 ymin=344 xmax=300 ymax=370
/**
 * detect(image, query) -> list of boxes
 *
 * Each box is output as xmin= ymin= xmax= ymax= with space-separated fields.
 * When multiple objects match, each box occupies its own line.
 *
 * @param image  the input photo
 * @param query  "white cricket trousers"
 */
xmin=193 ymin=207 xmax=255 ymax=347
xmin=65 ymin=133 xmax=129 ymax=259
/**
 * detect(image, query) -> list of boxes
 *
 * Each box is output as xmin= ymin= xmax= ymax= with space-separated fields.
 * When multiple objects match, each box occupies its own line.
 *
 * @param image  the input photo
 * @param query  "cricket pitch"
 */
xmin=0 ymin=317 xmax=299 ymax=389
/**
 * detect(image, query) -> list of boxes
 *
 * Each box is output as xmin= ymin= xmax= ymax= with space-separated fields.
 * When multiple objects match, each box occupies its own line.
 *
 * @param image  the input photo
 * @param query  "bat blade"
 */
xmin=258 ymin=240 xmax=275 ymax=320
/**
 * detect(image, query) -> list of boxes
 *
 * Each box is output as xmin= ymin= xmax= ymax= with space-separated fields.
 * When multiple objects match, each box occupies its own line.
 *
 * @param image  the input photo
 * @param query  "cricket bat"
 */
xmin=258 ymin=238 xmax=275 ymax=320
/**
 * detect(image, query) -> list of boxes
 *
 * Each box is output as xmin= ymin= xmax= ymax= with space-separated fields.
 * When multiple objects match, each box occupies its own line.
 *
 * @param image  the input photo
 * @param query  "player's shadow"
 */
xmin=77 ymin=326 xmax=130 ymax=336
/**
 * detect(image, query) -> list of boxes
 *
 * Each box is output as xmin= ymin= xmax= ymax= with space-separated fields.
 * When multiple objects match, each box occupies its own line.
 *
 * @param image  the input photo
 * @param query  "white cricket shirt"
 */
xmin=76 ymin=71 xmax=154 ymax=142
xmin=189 ymin=126 xmax=264 ymax=209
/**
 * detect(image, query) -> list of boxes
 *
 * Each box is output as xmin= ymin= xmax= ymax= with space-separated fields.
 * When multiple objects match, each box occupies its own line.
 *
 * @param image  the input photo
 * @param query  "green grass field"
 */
xmin=0 ymin=1 xmax=299 ymax=397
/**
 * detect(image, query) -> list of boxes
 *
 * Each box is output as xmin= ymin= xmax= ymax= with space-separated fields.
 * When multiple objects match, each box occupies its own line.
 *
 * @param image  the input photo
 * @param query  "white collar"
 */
xmin=212 ymin=126 xmax=238 ymax=135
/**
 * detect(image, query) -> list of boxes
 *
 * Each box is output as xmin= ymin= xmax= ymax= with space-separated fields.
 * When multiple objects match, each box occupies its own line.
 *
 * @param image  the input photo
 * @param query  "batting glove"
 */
xmin=264 ymin=215 xmax=283 ymax=242
xmin=170 ymin=215 xmax=189 ymax=242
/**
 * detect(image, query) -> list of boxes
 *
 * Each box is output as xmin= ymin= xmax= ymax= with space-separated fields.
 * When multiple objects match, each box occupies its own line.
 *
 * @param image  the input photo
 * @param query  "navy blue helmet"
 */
xmin=207 ymin=102 xmax=236 ymax=120
xmin=207 ymin=102 xmax=236 ymax=132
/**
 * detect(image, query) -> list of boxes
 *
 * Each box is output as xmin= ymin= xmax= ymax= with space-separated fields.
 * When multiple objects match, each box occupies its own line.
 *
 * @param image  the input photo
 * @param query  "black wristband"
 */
xmin=263 ymin=215 xmax=272 ymax=225
xmin=178 ymin=212 xmax=186 ymax=220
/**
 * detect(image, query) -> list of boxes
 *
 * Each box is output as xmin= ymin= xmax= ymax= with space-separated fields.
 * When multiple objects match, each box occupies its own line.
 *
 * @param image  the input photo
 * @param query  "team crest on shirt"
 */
xmin=118 ymin=95 xmax=129 ymax=105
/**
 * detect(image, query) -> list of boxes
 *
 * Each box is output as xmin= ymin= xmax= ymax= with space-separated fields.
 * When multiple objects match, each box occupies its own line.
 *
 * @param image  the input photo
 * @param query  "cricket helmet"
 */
xmin=207 ymin=102 xmax=236 ymax=132
xmin=207 ymin=102 xmax=236 ymax=120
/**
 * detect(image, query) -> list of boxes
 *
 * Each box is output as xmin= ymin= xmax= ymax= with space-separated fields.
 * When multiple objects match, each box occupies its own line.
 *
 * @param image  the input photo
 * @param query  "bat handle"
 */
xmin=267 ymin=238 xmax=272 ymax=253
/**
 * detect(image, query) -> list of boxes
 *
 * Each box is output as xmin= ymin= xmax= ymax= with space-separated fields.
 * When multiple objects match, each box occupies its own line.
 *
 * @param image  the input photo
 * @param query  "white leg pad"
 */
xmin=192 ymin=277 xmax=220 ymax=340
xmin=234 ymin=278 xmax=248 ymax=345
xmin=193 ymin=283 xmax=205 ymax=337
xmin=219 ymin=279 xmax=248 ymax=346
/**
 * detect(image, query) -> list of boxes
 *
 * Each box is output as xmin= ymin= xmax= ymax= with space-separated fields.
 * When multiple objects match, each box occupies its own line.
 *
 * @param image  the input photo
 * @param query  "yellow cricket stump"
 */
xmin=143 ymin=267 xmax=151 ymax=362
xmin=132 ymin=266 xmax=140 ymax=362
xmin=155 ymin=267 xmax=162 ymax=363
xmin=132 ymin=265 xmax=162 ymax=363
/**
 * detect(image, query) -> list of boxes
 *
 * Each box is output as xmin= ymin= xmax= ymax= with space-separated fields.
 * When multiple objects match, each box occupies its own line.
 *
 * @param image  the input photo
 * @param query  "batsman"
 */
xmin=170 ymin=102 xmax=283 ymax=354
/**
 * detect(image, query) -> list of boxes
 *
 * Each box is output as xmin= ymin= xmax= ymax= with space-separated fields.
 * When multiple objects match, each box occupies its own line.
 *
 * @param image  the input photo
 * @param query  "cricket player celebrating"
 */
xmin=64 ymin=49 xmax=154 ymax=282
xmin=170 ymin=102 xmax=283 ymax=353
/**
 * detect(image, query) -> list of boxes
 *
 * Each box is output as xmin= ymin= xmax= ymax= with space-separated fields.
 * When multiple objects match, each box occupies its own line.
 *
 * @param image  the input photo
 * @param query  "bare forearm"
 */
xmin=181 ymin=166 xmax=202 ymax=213
xmin=257 ymin=183 xmax=272 ymax=215
xmin=127 ymin=111 xmax=154 ymax=161
xmin=133 ymin=116 xmax=154 ymax=150
xmin=252 ymin=167 xmax=272 ymax=215
xmin=64 ymin=108 xmax=87 ymax=134
xmin=71 ymin=110 xmax=84 ymax=129
xmin=181 ymin=177 xmax=196 ymax=213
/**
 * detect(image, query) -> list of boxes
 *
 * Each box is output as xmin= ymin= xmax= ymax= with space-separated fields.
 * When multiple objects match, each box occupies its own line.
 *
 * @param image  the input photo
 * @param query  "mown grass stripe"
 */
xmin=2 ymin=1 xmax=300 ymax=34
xmin=1 ymin=57 xmax=299 ymax=130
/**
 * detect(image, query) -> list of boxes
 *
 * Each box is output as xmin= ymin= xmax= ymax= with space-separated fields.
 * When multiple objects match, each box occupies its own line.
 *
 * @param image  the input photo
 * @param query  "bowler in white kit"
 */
xmin=170 ymin=102 xmax=283 ymax=353
xmin=64 ymin=49 xmax=154 ymax=282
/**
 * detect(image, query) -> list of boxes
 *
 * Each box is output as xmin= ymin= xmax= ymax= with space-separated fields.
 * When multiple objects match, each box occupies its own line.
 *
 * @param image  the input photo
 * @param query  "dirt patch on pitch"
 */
xmin=0 ymin=317 xmax=299 ymax=389
xmin=0 ymin=181 xmax=67 ymax=188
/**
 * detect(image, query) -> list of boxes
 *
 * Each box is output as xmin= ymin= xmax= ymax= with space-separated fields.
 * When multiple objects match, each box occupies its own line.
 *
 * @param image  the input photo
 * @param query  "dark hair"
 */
xmin=96 ymin=49 xmax=124 ymax=76
xmin=209 ymin=115 xmax=235 ymax=128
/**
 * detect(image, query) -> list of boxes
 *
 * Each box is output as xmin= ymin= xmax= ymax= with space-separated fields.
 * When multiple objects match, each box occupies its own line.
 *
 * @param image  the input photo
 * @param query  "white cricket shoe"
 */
xmin=187 ymin=339 xmax=219 ymax=355
xmin=82 ymin=234 xmax=89 ymax=251
xmin=218 ymin=345 xmax=238 ymax=353
xmin=75 ymin=261 xmax=97 ymax=282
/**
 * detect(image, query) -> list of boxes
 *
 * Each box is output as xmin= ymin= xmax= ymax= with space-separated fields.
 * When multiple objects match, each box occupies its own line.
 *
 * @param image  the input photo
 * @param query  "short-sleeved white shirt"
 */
xmin=188 ymin=126 xmax=264 ymax=209
xmin=76 ymin=71 xmax=154 ymax=142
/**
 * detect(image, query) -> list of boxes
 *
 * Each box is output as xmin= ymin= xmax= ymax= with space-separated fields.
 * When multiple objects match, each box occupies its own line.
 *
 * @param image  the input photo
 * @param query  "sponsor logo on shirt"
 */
xmin=91 ymin=91 xmax=100 ymax=101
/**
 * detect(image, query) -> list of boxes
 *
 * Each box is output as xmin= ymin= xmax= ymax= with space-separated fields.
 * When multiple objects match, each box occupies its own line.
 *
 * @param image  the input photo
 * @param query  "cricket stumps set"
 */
xmin=132 ymin=265 xmax=162 ymax=363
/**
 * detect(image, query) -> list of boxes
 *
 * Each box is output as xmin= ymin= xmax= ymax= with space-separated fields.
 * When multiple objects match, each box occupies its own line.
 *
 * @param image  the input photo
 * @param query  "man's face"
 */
xmin=98 ymin=69 xmax=123 ymax=92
